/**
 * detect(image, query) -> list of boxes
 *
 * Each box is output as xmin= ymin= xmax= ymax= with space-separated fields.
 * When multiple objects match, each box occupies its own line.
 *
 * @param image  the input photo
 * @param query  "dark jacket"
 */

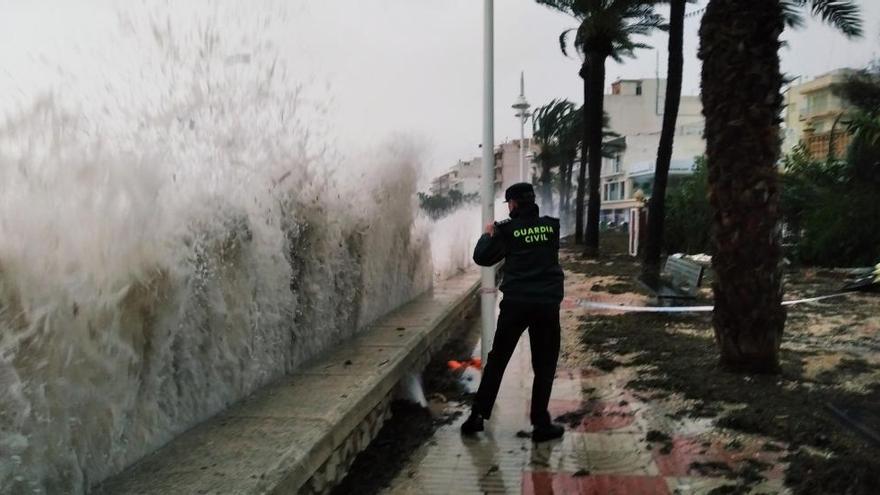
xmin=472 ymin=204 xmax=565 ymax=304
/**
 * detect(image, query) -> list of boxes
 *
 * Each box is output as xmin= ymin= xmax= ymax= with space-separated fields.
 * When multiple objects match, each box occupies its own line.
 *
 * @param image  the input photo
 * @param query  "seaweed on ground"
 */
xmin=332 ymin=316 xmax=478 ymax=494
xmin=562 ymin=243 xmax=880 ymax=495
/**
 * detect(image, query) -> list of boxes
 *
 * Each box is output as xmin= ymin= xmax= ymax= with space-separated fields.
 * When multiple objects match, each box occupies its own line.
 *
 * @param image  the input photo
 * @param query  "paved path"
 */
xmin=383 ymin=325 xmax=790 ymax=494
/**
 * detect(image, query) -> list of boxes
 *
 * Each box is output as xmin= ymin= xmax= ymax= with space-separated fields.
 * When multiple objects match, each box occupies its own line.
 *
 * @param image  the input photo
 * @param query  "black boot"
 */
xmin=532 ymin=422 xmax=564 ymax=442
xmin=460 ymin=412 xmax=485 ymax=435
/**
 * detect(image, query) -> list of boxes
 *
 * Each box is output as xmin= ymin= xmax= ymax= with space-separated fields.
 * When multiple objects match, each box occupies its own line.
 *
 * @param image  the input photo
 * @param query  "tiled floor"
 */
xmin=383 ymin=336 xmax=789 ymax=495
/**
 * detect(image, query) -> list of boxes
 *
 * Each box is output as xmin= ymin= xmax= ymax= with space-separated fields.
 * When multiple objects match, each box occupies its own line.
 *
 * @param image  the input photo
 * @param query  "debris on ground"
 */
xmin=561 ymin=234 xmax=880 ymax=494
xmin=332 ymin=317 xmax=478 ymax=495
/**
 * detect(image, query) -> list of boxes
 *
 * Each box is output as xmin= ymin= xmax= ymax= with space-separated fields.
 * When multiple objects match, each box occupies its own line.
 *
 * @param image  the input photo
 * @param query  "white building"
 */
xmin=596 ymin=78 xmax=706 ymax=225
xmin=429 ymin=157 xmax=487 ymax=197
xmin=429 ymin=139 xmax=539 ymax=199
xmin=495 ymin=139 xmax=540 ymax=195
xmin=453 ymin=158 xmax=482 ymax=196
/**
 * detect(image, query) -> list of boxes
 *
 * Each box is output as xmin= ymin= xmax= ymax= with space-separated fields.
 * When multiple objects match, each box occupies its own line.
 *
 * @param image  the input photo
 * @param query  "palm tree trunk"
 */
xmin=827 ymin=113 xmax=843 ymax=161
xmin=584 ymin=51 xmax=607 ymax=257
xmin=699 ymin=0 xmax=787 ymax=373
xmin=564 ymin=151 xmax=575 ymax=220
xmin=541 ymin=164 xmax=553 ymax=212
xmin=642 ymin=0 xmax=686 ymax=285
xmin=575 ymin=63 xmax=590 ymax=244
xmin=557 ymin=160 xmax=568 ymax=218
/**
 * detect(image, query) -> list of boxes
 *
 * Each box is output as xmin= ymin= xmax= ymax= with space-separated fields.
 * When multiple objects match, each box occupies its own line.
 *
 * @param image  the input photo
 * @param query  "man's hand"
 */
xmin=484 ymin=222 xmax=496 ymax=237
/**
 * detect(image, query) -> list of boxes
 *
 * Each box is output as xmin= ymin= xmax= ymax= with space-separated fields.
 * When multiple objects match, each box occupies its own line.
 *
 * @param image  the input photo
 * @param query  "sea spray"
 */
xmin=397 ymin=372 xmax=429 ymax=408
xmin=428 ymin=206 xmax=482 ymax=281
xmin=428 ymin=195 xmax=513 ymax=281
xmin=0 ymin=4 xmax=432 ymax=493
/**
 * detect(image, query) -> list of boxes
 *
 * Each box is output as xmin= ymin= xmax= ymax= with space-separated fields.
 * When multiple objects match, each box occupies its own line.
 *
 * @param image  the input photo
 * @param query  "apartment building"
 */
xmin=429 ymin=159 xmax=481 ymax=196
xmin=596 ymin=78 xmax=706 ymax=225
xmin=783 ymin=68 xmax=857 ymax=160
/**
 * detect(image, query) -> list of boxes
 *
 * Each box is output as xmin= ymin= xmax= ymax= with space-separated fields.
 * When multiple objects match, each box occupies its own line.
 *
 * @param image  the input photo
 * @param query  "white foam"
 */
xmin=0 ymin=4 xmax=433 ymax=492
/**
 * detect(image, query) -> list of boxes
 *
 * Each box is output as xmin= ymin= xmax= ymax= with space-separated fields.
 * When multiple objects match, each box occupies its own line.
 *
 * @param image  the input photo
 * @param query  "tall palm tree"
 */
xmin=698 ymin=0 xmax=861 ymax=372
xmin=641 ymin=0 xmax=691 ymax=285
xmin=536 ymin=0 xmax=665 ymax=255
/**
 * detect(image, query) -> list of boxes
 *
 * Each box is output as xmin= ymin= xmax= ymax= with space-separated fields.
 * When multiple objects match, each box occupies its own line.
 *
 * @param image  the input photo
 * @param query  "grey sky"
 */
xmin=2 ymin=0 xmax=878 ymax=183
xmin=287 ymin=0 xmax=879 ymax=180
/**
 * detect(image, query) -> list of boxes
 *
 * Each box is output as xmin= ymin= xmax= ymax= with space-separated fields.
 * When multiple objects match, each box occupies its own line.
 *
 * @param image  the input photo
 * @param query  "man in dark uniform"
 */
xmin=461 ymin=182 xmax=565 ymax=442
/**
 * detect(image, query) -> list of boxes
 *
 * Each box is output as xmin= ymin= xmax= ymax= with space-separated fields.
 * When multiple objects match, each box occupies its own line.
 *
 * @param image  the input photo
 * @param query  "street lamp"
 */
xmin=512 ymin=72 xmax=532 ymax=183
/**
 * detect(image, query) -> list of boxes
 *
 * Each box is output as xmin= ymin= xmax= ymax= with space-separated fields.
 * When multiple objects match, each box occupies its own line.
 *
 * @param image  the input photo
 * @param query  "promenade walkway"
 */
xmin=383 ymin=284 xmax=789 ymax=494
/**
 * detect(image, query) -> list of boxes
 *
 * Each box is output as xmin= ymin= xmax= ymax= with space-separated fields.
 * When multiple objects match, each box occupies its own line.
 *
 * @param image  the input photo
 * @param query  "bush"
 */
xmin=662 ymin=147 xmax=880 ymax=267
xmin=795 ymin=186 xmax=880 ymax=266
xmin=781 ymin=144 xmax=880 ymax=267
xmin=663 ymin=156 xmax=713 ymax=255
xmin=418 ymin=189 xmax=478 ymax=220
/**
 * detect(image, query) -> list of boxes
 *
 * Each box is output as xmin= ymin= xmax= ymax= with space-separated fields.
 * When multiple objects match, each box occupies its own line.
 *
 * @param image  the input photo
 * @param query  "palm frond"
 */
xmin=781 ymin=1 xmax=806 ymax=29
xmin=783 ymin=0 xmax=863 ymax=37
xmin=846 ymin=111 xmax=880 ymax=146
xmin=535 ymin=0 xmax=579 ymax=16
xmin=541 ymin=0 xmax=663 ymax=63
xmin=808 ymin=0 xmax=862 ymax=37
xmin=559 ymin=29 xmax=576 ymax=57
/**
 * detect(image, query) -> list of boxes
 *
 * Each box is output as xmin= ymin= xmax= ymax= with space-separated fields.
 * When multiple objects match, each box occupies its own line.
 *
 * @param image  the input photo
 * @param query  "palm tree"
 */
xmin=641 ymin=0 xmax=690 ymax=286
xmin=536 ymin=0 xmax=665 ymax=255
xmin=570 ymin=110 xmax=623 ymax=209
xmin=698 ymin=0 xmax=861 ymax=372
xmin=840 ymin=68 xmax=880 ymax=163
xmin=532 ymin=99 xmax=578 ymax=213
xmin=556 ymin=109 xmax=583 ymax=220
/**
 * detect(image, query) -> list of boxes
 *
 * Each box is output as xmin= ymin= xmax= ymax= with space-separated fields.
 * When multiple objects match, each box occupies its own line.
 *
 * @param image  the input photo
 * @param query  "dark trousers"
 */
xmin=472 ymin=298 xmax=561 ymax=426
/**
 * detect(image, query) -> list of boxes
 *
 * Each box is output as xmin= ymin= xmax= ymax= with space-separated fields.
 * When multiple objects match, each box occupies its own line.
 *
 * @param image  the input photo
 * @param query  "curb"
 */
xmin=95 ymin=271 xmax=481 ymax=495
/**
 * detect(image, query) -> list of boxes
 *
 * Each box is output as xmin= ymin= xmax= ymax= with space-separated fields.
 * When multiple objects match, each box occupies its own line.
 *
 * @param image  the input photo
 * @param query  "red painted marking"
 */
xmin=523 ymin=472 xmax=670 ymax=495
xmin=652 ymin=436 xmax=785 ymax=479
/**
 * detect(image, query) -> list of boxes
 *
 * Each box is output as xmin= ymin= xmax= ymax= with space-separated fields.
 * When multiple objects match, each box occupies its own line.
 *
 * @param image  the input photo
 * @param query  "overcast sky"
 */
xmin=2 ymin=0 xmax=878 ymax=182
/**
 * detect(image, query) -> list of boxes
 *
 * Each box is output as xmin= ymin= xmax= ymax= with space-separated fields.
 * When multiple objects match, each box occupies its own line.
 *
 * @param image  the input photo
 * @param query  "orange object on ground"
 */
xmin=448 ymin=358 xmax=482 ymax=371
xmin=447 ymin=360 xmax=463 ymax=370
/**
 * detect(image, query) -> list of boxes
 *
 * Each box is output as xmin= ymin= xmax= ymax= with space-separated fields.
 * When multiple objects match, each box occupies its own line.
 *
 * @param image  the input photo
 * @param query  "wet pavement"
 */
xmin=368 ymin=244 xmax=880 ymax=494
xmin=382 ymin=325 xmax=790 ymax=495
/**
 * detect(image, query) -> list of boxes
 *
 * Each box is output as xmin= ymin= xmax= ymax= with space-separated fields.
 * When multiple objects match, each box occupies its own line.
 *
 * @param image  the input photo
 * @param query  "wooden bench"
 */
xmin=653 ymin=257 xmax=706 ymax=302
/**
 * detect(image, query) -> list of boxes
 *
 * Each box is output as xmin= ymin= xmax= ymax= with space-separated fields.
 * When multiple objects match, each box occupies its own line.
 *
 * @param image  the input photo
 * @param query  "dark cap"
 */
xmin=504 ymin=182 xmax=535 ymax=203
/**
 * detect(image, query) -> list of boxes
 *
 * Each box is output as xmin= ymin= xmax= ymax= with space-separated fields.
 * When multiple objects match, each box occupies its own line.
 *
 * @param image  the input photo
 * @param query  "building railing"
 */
xmin=803 ymin=131 xmax=852 ymax=160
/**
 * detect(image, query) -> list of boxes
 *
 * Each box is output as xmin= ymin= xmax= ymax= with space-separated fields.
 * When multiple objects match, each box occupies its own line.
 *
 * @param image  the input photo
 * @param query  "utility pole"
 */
xmin=479 ymin=0 xmax=496 ymax=363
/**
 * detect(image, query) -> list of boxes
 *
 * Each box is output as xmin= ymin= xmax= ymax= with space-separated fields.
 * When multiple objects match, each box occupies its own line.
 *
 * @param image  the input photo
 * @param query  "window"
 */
xmin=807 ymin=93 xmax=829 ymax=115
xmin=603 ymin=181 xmax=625 ymax=201
xmin=613 ymin=154 xmax=622 ymax=173
xmin=636 ymin=83 xmax=642 ymax=96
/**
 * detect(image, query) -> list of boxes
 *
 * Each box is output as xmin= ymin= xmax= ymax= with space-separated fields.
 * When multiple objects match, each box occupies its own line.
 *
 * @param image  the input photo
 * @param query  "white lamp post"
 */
xmin=512 ymin=72 xmax=532 ymax=183
xmin=479 ymin=0 xmax=496 ymax=364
